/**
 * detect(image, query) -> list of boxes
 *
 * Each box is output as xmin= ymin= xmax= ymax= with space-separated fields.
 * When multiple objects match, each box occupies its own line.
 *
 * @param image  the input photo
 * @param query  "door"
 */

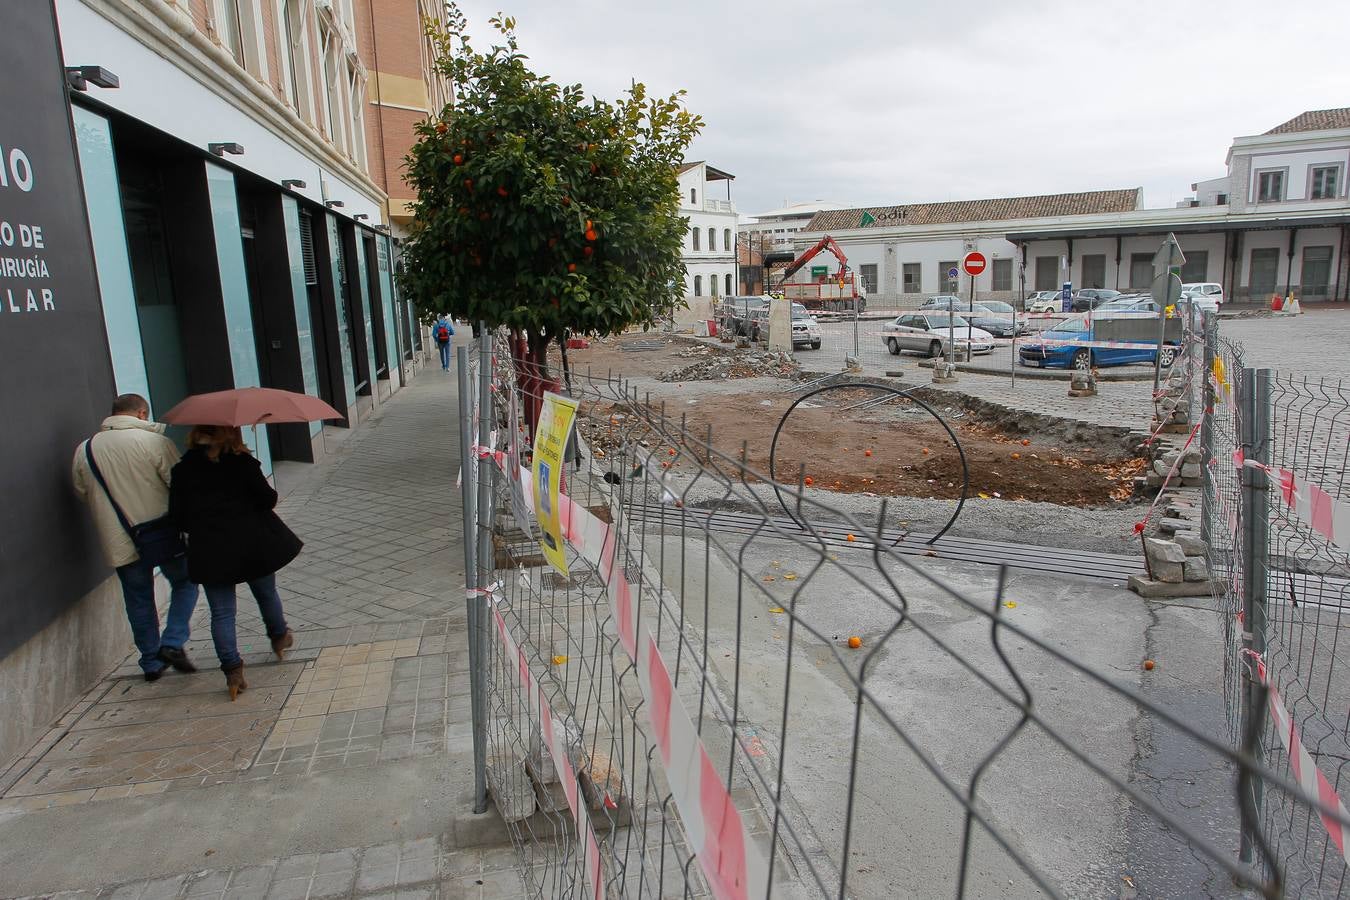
xmin=1300 ymin=246 xmax=1332 ymax=298
xmin=1249 ymin=248 xmax=1279 ymax=296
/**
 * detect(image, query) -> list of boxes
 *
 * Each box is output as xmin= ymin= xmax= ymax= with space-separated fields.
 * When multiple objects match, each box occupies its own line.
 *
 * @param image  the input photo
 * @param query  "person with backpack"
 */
xmin=432 ymin=315 xmax=454 ymax=371
xmin=71 ymin=394 xmax=201 ymax=681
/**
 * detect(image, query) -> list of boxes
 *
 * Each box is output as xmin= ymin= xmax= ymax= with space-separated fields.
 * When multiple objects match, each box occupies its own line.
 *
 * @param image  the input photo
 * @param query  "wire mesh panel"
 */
xmin=1256 ymin=368 xmax=1350 ymax=897
xmin=459 ymin=326 xmax=1350 ymax=899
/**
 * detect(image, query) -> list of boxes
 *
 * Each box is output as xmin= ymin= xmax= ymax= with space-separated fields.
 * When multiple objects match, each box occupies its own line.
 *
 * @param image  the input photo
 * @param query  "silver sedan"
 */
xmin=882 ymin=313 xmax=997 ymax=357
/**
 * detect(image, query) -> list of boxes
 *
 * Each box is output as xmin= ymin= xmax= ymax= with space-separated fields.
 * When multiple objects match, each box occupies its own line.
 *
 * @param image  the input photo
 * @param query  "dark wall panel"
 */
xmin=0 ymin=2 xmax=119 ymax=659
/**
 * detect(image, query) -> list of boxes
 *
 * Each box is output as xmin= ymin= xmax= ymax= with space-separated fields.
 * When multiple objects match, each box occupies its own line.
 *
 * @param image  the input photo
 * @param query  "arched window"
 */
xmin=711 ymin=276 xmax=718 ymax=298
xmin=693 ymin=275 xmax=702 ymax=297
xmin=692 ymin=229 xmax=700 ymax=251
xmin=725 ymin=273 xmax=733 ymax=296
xmin=708 ymin=228 xmax=716 ymax=252
xmin=724 ymin=229 xmax=731 ymax=252
xmin=690 ymin=188 xmax=697 ymax=205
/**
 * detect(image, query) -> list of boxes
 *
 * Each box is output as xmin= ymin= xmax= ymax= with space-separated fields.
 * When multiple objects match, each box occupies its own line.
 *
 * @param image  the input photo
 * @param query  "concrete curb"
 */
xmin=916 ymin=358 xmax=1157 ymax=382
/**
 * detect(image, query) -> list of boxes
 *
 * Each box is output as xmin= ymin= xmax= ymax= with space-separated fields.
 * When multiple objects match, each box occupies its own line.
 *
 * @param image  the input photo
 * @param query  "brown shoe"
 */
xmin=270 ymin=630 xmax=294 ymax=660
xmin=224 ymin=664 xmax=248 ymax=701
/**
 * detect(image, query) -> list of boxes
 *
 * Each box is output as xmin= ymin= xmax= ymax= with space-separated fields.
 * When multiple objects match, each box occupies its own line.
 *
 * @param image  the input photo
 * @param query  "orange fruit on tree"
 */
xmin=585 ymin=229 xmax=598 ymax=242
xmin=463 ymin=178 xmax=473 ymax=189
xmin=547 ymin=237 xmax=557 ymax=248
xmin=435 ymin=122 xmax=447 ymax=134
xmin=562 ymin=196 xmax=571 ymax=206
xmin=583 ymin=246 xmax=593 ymax=257
xmin=567 ymin=263 xmax=577 ymax=273
xmin=585 ymin=219 xmax=593 ymax=230
xmin=497 ymin=186 xmax=509 ymax=197
xmin=452 ymin=153 xmax=463 ymax=164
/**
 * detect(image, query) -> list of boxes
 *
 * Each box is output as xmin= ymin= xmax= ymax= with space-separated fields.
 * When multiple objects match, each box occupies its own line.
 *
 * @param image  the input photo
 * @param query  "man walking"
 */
xmin=73 ymin=394 xmax=200 ymax=681
xmin=432 ymin=314 xmax=454 ymax=371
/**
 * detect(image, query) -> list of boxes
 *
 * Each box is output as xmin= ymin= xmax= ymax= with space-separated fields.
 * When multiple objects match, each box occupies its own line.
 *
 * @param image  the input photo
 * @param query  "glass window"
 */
xmin=725 ymin=274 xmax=733 ymax=296
xmin=1051 ymin=316 xmax=1089 ymax=333
xmin=1179 ymin=250 xmax=1208 ymax=285
xmin=859 ymin=264 xmax=878 ymax=294
xmin=1034 ymin=256 xmax=1058 ymax=292
xmin=1216 ymin=193 xmax=1229 ymax=205
xmin=690 ymin=188 xmax=697 ymax=205
xmin=220 ymin=0 xmax=245 ymax=66
xmin=693 ymin=275 xmax=702 ymax=297
xmin=1250 ymin=247 xmax=1279 ymax=295
xmin=724 ymin=229 xmax=731 ymax=252
xmin=902 ymin=263 xmax=921 ymax=293
xmin=991 ymin=258 xmax=1012 ymax=292
xmin=691 ymin=229 xmax=700 ymax=251
xmin=708 ymin=228 xmax=716 ymax=252
xmin=1300 ymin=246 xmax=1333 ymax=297
xmin=1080 ymin=254 xmax=1106 ymax=289
xmin=1311 ymin=166 xmax=1340 ymax=200
xmin=282 ymin=0 xmax=305 ymax=112
xmin=939 ymin=261 xmax=959 ymax=292
xmin=1257 ymin=170 xmax=1284 ymax=202
xmin=1129 ymin=253 xmax=1153 ymax=289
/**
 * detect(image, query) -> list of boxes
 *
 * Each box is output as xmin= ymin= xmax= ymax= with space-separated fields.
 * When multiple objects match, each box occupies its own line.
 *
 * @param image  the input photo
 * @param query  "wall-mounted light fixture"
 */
xmin=324 ymin=200 xmax=345 ymax=209
xmin=374 ymin=225 xmax=391 ymax=234
xmin=281 ymin=179 xmax=307 ymax=190
xmin=208 ymin=142 xmax=245 ymax=157
xmin=66 ymin=66 xmax=120 ymax=91
xmin=353 ymin=213 xmax=370 ymax=221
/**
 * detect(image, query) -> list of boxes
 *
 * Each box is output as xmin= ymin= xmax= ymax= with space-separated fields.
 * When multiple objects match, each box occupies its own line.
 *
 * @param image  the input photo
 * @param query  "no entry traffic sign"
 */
xmin=961 ymin=251 xmax=987 ymax=277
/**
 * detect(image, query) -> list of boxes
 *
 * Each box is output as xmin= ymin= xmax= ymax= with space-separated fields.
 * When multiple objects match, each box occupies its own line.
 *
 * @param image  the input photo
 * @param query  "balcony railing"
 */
xmin=703 ymin=198 xmax=736 ymax=214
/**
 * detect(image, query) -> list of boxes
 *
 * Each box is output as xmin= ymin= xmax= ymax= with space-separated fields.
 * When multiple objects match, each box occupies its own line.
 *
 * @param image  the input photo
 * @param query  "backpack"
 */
xmin=436 ymin=324 xmax=450 ymax=343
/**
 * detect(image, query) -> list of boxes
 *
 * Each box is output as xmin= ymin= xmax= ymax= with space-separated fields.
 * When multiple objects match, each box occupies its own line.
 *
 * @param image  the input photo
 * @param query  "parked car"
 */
xmin=1180 ymin=282 xmax=1224 ymax=311
xmin=719 ymin=296 xmax=769 ymax=336
xmin=748 ymin=302 xmax=822 ymax=349
xmin=1071 ymin=288 xmax=1122 ymax=311
xmin=920 ymin=295 xmax=964 ymax=309
xmin=883 ymin=313 xmax=995 ymax=357
xmin=1024 ymin=291 xmax=1064 ymax=313
xmin=1018 ymin=314 xmax=1178 ymax=371
xmin=920 ymin=297 xmax=1025 ymax=336
xmin=1098 ymin=297 xmax=1160 ymax=313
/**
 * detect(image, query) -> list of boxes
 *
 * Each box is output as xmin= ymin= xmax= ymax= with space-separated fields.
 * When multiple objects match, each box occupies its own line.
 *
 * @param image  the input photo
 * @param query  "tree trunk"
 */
xmin=516 ymin=329 xmax=557 ymax=438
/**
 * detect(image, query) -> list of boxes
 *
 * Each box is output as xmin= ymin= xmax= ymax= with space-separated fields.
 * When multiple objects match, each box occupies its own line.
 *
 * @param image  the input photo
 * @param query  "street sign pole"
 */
xmin=1150 ymin=233 xmax=1186 ymax=398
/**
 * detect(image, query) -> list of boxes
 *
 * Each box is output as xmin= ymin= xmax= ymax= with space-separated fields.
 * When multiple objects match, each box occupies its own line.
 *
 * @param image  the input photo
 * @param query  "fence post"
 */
xmin=1199 ymin=312 xmax=1217 ymax=549
xmin=1237 ymin=366 xmax=1272 ymax=864
xmin=457 ymin=337 xmax=488 ymax=813
xmin=471 ymin=325 xmax=495 ymax=814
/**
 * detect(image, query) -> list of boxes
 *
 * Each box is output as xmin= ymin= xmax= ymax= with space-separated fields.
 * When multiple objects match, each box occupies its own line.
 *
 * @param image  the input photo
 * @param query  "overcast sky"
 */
xmin=454 ymin=0 xmax=1350 ymax=217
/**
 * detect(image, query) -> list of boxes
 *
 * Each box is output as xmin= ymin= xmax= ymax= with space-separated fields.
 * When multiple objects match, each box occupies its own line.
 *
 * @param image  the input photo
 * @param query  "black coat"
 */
xmin=169 ymin=448 xmax=303 ymax=585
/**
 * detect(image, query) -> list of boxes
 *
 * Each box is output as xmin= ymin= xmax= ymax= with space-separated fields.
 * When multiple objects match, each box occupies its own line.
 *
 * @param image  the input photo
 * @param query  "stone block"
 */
xmin=1158 ymin=517 xmax=1194 ymax=535
xmin=1175 ymin=534 xmax=1207 ymax=557
xmin=1128 ymin=574 xmax=1220 ymax=598
xmin=487 ymin=756 xmax=537 ymax=823
xmin=1184 ymin=557 xmax=1211 ymax=582
xmin=1153 ymin=460 xmax=1173 ymax=478
xmin=1180 ymin=463 xmax=1202 ymax=479
xmin=1144 ymin=538 xmax=1185 ymax=583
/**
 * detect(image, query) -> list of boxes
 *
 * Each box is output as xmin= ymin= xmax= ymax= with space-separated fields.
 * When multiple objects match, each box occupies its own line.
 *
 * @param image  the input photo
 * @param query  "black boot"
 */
xmin=158 ymin=646 xmax=198 ymax=673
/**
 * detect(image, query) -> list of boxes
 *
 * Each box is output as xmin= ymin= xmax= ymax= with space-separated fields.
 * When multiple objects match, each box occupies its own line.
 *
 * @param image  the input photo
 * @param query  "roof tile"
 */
xmin=1264 ymin=108 xmax=1350 ymax=135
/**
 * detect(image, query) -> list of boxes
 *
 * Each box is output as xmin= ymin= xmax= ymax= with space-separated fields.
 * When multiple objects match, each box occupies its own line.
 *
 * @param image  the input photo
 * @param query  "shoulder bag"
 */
xmin=84 ymin=439 xmax=187 ymax=568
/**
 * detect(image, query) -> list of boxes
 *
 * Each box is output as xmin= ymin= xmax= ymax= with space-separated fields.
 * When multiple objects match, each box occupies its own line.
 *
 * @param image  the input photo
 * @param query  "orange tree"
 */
xmin=399 ymin=7 xmax=701 ymax=427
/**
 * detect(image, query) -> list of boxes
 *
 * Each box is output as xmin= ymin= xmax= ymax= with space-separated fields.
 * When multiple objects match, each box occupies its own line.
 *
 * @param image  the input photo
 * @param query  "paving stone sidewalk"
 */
xmin=0 ymin=347 xmax=523 ymax=899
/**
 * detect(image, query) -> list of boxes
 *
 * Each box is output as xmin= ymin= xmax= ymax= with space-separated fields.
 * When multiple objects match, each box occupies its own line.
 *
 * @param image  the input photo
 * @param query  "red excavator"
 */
xmin=774 ymin=235 xmax=867 ymax=313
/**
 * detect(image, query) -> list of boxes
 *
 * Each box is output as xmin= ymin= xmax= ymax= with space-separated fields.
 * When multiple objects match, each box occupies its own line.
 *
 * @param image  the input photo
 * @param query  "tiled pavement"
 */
xmin=0 ymin=348 xmax=525 ymax=899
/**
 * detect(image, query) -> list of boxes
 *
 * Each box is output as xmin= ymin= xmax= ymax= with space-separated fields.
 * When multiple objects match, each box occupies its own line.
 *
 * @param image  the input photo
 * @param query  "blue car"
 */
xmin=1019 ymin=314 xmax=1178 ymax=371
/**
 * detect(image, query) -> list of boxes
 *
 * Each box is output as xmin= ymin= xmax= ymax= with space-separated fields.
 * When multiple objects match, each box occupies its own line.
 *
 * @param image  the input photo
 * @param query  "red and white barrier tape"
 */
xmin=488 ymin=453 xmax=768 ymax=899
xmin=491 ymin=606 xmax=607 ymax=900
xmin=1233 ymin=451 xmax=1350 ymax=552
xmin=1242 ymin=649 xmax=1350 ymax=867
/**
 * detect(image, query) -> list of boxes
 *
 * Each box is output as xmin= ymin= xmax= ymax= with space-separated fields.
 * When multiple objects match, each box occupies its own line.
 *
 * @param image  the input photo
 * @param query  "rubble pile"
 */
xmin=656 ymin=345 xmax=798 ymax=382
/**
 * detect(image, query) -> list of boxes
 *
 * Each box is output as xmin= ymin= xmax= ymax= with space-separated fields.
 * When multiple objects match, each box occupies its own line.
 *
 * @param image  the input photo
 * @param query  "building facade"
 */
xmin=0 ymin=0 xmax=447 ymax=770
xmin=785 ymin=108 xmax=1350 ymax=308
xmin=677 ymin=162 xmax=738 ymax=306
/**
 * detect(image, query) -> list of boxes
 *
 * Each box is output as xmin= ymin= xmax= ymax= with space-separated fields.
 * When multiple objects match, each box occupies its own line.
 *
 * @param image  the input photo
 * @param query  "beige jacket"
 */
xmin=72 ymin=415 xmax=182 ymax=568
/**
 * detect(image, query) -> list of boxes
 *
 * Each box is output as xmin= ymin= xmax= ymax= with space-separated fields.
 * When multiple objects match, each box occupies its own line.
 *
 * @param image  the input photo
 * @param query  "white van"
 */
xmin=1181 ymin=283 xmax=1224 ymax=310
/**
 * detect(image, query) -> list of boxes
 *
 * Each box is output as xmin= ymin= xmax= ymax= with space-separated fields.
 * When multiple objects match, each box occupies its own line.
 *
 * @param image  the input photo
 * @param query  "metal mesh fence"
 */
xmin=456 ymin=324 xmax=1350 ymax=899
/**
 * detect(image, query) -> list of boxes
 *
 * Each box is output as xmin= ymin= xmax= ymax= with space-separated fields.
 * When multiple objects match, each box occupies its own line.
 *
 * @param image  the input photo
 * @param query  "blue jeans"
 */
xmin=115 ymin=554 xmax=199 ymax=675
xmin=438 ymin=341 xmax=451 ymax=369
xmin=204 ymin=574 xmax=290 ymax=671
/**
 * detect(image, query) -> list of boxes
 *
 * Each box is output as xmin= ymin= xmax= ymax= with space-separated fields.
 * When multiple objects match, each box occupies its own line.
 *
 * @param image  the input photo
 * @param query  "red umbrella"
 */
xmin=160 ymin=387 xmax=343 ymax=426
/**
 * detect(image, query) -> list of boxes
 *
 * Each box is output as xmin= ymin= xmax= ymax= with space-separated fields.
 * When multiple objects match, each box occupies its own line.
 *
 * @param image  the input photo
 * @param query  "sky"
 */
xmin=453 ymin=0 xmax=1350 ymax=218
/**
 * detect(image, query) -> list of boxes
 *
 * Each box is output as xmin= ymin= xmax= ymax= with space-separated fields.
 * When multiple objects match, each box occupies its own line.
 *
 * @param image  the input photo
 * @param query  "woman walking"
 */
xmin=169 ymin=426 xmax=301 ymax=699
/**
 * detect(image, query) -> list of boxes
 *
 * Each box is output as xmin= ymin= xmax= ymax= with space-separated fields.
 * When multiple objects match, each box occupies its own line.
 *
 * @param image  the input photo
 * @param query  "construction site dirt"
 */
xmin=566 ymin=334 xmax=1146 ymax=509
